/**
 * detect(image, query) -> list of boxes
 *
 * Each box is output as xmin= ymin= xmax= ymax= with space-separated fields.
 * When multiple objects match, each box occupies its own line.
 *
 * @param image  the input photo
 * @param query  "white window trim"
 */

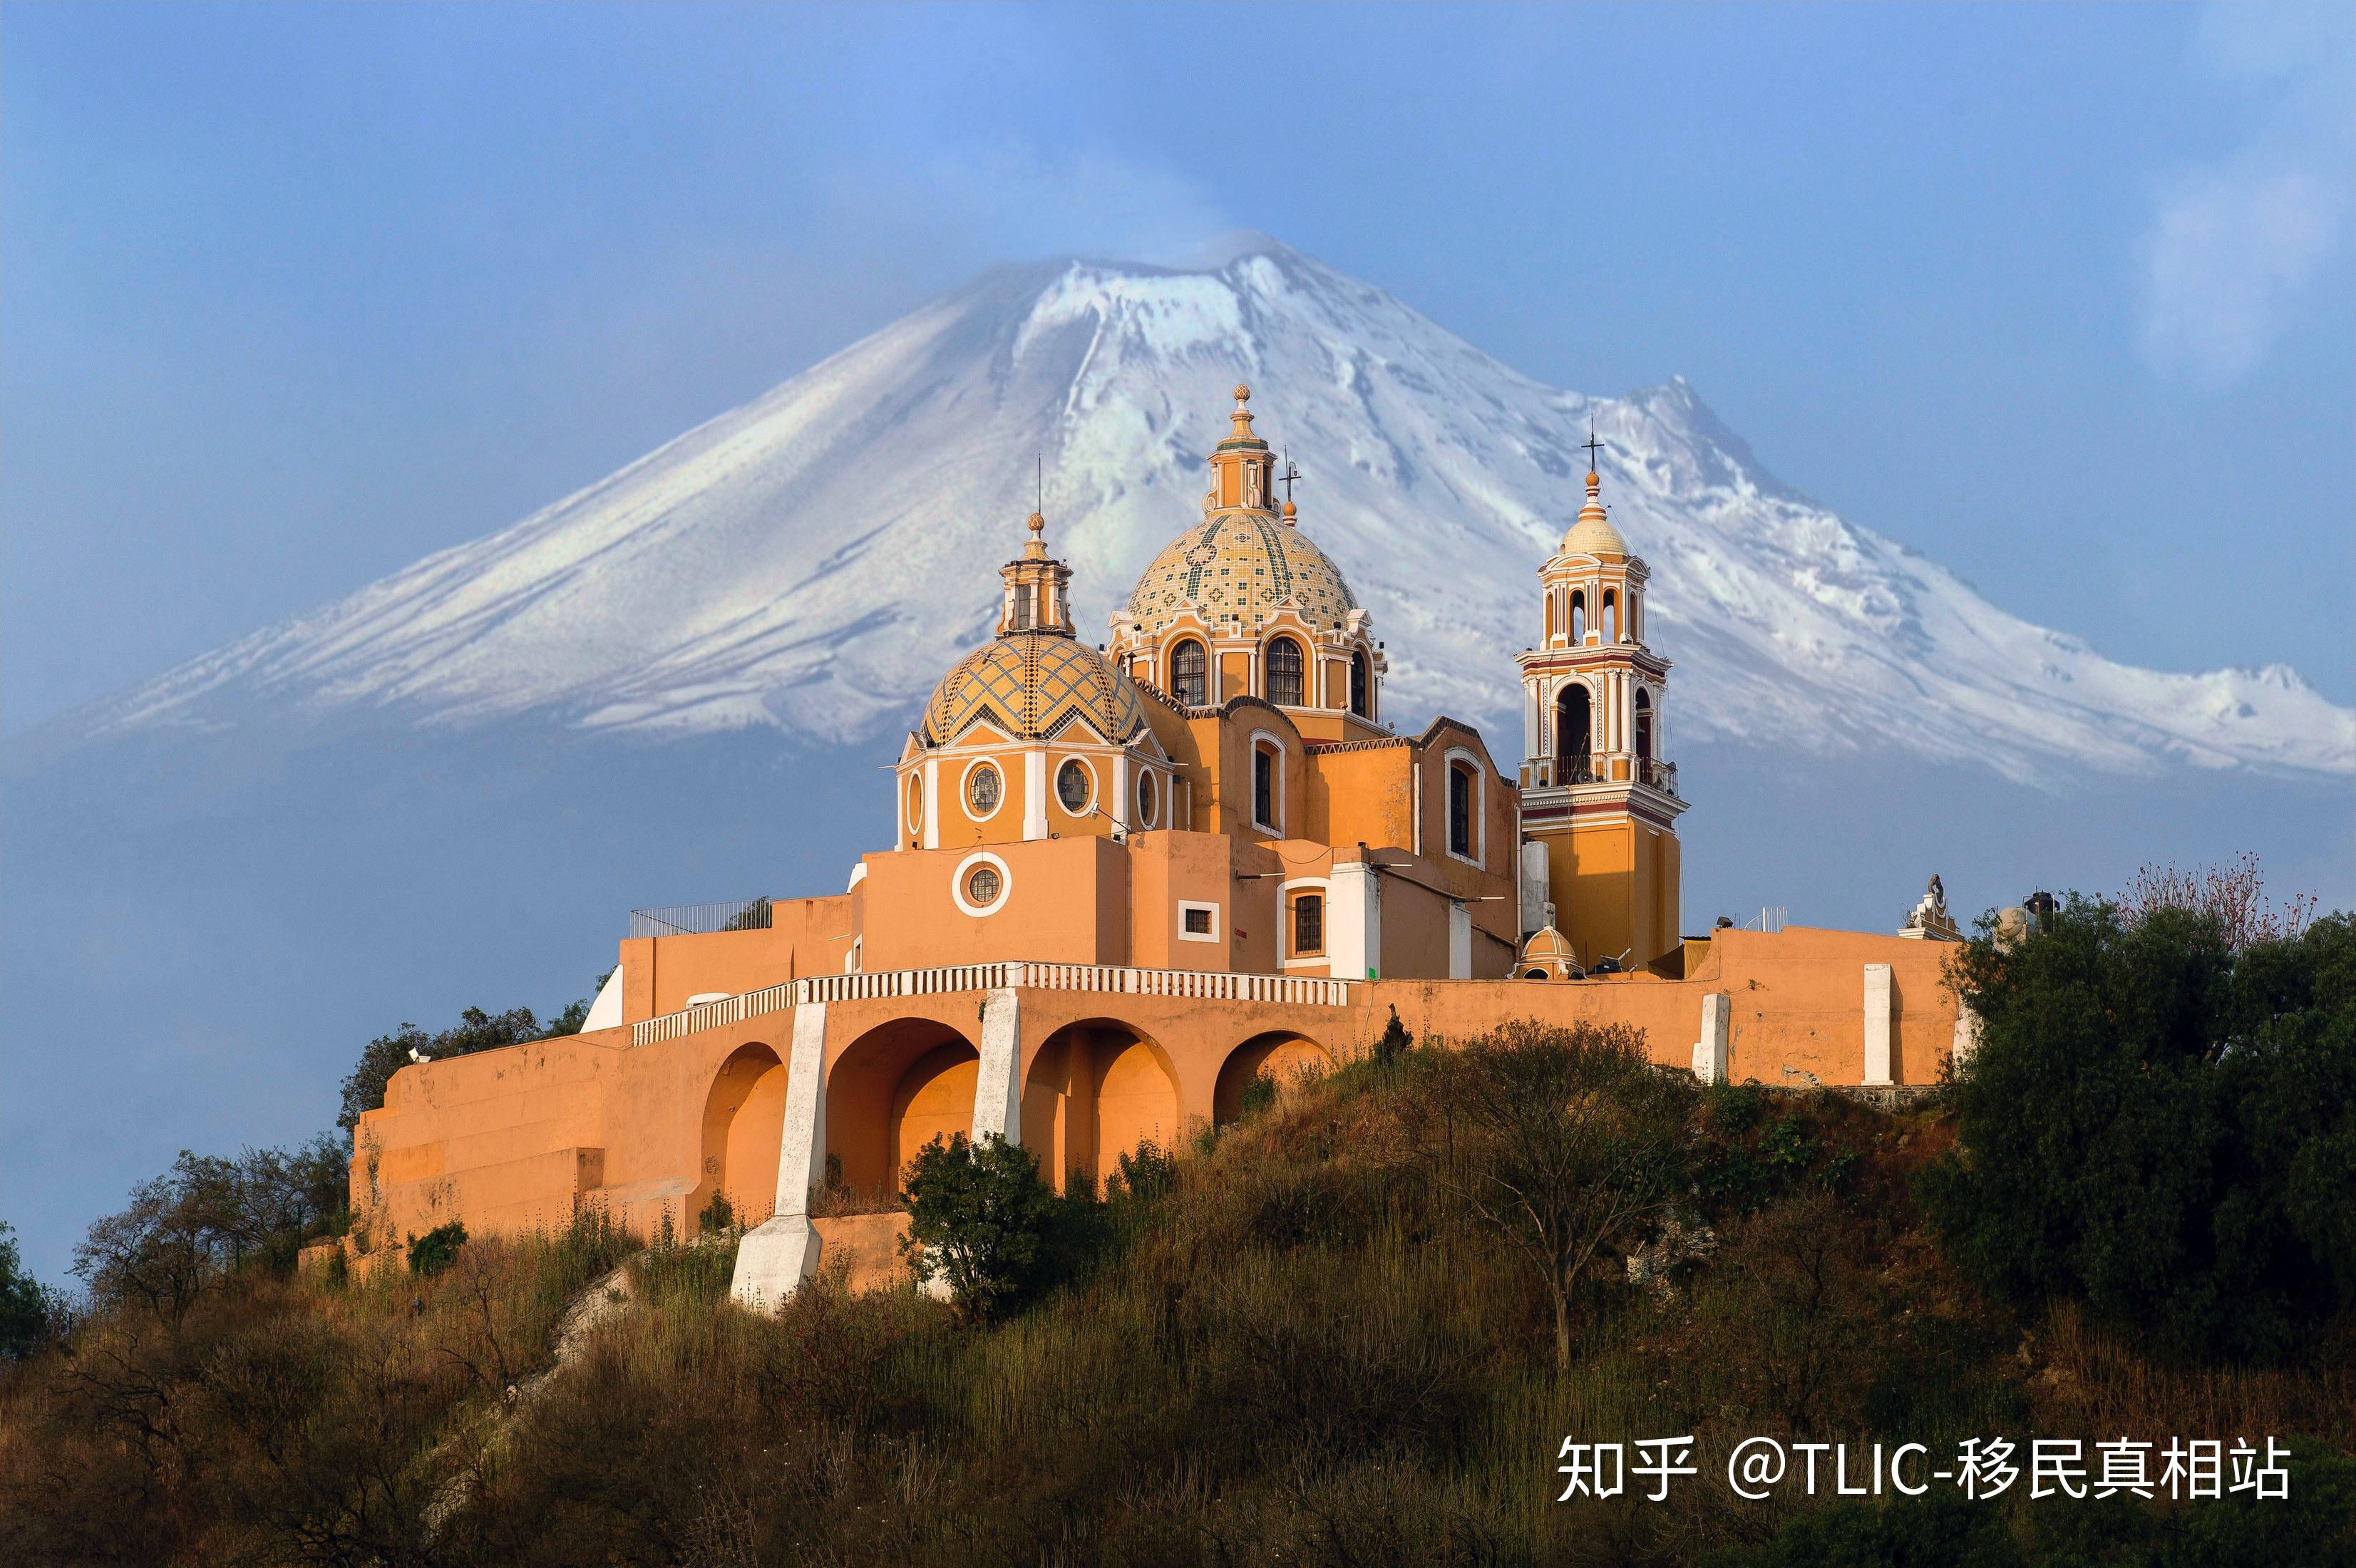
xmin=845 ymin=937 xmax=863 ymax=974
xmin=904 ymin=773 xmax=924 ymax=842
xmin=960 ymin=756 xmax=1007 ymax=823
xmin=1279 ymin=877 xmax=1331 ymax=969
xmin=1165 ymin=633 xmax=1211 ymax=707
xmin=951 ymin=850 xmax=1012 ymax=917
xmin=1442 ymin=746 xmax=1486 ymax=869
xmin=1248 ymin=728 xmax=1285 ymax=835
xmin=1176 ymin=899 xmax=1221 ymax=944
xmin=1134 ymin=765 xmax=1161 ymax=830
xmin=1053 ymin=755 xmax=1098 ymax=817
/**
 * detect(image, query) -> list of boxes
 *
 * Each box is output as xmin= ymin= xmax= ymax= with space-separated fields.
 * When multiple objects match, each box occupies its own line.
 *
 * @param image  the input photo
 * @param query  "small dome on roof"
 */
xmin=1560 ymin=470 xmax=1628 ymax=557
xmin=922 ymin=631 xmax=1147 ymax=746
xmin=1522 ymin=927 xmax=1575 ymax=961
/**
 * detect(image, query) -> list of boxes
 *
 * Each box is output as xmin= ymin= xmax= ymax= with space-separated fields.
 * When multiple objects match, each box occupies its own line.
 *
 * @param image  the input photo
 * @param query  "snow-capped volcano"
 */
xmin=68 ymin=240 xmax=2354 ymax=784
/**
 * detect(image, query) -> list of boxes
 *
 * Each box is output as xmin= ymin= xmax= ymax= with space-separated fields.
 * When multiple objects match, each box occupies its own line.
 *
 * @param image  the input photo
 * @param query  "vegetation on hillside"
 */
xmin=2 ymin=875 xmax=2350 ymax=1564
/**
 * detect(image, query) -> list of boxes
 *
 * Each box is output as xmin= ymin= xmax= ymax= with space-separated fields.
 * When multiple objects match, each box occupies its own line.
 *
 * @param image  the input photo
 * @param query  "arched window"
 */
xmin=1555 ymin=685 xmax=1593 ymax=783
xmin=1635 ymin=689 xmax=1653 ymax=762
xmin=1448 ymin=762 xmax=1476 ymax=859
xmin=1169 ymin=638 xmax=1208 ymax=706
xmin=1349 ymin=650 xmax=1370 ymax=718
xmin=1265 ymin=636 xmax=1305 ymax=707
xmin=1253 ymin=743 xmax=1278 ymax=830
xmin=906 ymin=775 xmax=924 ymax=841
xmin=1602 ymin=589 xmax=1618 ymax=644
xmin=1569 ymin=591 xmax=1586 ymax=643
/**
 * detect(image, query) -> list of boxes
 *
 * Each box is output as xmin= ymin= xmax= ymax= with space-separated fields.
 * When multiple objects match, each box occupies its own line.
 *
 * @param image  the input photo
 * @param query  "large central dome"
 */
xmin=1125 ymin=510 xmax=1359 ymax=641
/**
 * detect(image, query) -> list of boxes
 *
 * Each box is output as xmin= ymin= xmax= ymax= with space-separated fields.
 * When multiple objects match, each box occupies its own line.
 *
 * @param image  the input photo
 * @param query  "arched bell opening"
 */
xmin=1555 ymin=684 xmax=1594 ymax=784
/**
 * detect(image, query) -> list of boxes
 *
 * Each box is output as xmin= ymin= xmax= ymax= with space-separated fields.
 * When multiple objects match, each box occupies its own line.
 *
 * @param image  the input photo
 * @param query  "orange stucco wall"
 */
xmin=351 ymin=926 xmax=1963 ymax=1254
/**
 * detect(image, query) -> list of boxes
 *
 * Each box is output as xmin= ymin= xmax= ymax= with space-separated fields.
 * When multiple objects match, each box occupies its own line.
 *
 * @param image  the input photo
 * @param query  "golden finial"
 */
xmin=1234 ymin=383 xmax=1251 ymax=405
xmin=1228 ymin=382 xmax=1257 ymax=441
xmin=1281 ymin=499 xmax=1297 ymax=527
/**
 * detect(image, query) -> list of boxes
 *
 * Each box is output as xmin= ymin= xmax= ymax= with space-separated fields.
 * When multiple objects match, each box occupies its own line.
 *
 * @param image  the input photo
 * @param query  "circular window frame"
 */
xmin=960 ymin=758 xmax=1006 ymax=822
xmin=905 ymin=774 xmax=925 ymax=837
xmin=1135 ymin=768 xmax=1158 ymax=829
xmin=951 ymin=850 xmax=1012 ymax=917
xmin=1054 ymin=756 xmax=1095 ymax=816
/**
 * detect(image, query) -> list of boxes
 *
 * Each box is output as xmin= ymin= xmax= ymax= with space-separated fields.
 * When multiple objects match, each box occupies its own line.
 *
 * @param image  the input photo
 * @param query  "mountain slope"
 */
xmin=60 ymin=242 xmax=2355 ymax=785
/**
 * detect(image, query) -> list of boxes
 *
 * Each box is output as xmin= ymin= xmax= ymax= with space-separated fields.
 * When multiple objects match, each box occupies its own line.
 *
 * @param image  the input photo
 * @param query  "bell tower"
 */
xmin=1513 ymin=451 xmax=1688 ymax=971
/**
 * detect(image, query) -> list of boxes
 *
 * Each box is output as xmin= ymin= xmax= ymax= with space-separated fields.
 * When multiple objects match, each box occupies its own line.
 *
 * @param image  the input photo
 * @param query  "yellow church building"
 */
xmin=351 ymin=385 xmax=1970 ymax=1304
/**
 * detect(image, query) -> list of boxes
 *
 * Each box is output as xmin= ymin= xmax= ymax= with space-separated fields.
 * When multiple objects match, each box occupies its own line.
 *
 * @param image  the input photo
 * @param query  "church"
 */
xmin=351 ymin=385 xmax=1968 ymax=1301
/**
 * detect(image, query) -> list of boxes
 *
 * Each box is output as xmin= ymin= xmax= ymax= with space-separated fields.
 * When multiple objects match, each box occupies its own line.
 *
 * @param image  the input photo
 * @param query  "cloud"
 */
xmin=2136 ymin=4 xmax=2355 ymax=386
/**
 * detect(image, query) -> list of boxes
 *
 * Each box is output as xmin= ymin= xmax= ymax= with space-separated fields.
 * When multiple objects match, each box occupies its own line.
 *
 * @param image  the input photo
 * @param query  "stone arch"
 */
xmin=1022 ymin=1018 xmax=1180 ymax=1193
xmin=825 ymin=1017 xmax=979 ymax=1201
xmin=1213 ymin=1031 xmax=1337 ymax=1125
xmin=696 ymin=1042 xmax=786 ymax=1227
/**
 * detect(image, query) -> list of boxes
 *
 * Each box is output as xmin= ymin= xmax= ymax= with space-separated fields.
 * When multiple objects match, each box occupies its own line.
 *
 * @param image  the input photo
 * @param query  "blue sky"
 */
xmin=4 ymin=0 xmax=2352 ymax=736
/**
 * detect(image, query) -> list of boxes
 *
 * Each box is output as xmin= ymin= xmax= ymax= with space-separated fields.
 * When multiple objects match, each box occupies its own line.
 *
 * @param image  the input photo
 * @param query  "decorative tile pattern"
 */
xmin=1125 ymin=511 xmax=1358 ymax=640
xmin=922 ymin=631 xmax=1148 ymax=746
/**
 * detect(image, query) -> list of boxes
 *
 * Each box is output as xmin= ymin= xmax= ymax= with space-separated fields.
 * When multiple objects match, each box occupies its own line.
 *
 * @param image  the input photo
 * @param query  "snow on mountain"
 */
xmin=68 ymin=240 xmax=2355 ymax=785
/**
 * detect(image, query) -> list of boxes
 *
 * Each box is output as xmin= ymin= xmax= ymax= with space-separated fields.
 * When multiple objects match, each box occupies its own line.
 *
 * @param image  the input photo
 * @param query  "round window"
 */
xmin=966 ymin=763 xmax=1001 ymax=815
xmin=1056 ymin=758 xmax=1091 ymax=813
xmin=965 ymin=865 xmax=1002 ymax=907
xmin=1136 ymin=769 xmax=1158 ymax=827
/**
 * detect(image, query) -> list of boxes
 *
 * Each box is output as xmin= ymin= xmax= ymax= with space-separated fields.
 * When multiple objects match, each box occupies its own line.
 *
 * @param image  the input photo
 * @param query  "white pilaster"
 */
xmin=1863 ymin=964 xmax=1894 ymax=1085
xmin=1692 ymin=993 xmax=1731 ymax=1084
xmin=1518 ymin=840 xmax=1550 ymax=938
xmin=731 ymin=1001 xmax=829 ymax=1309
xmin=1327 ymin=860 xmax=1382 ymax=980
xmin=1024 ymin=749 xmax=1048 ymax=841
xmin=971 ymin=987 xmax=1022 ymax=1145
xmin=1111 ymin=753 xmax=1130 ymax=835
xmin=1447 ymin=899 xmax=1471 ymax=979
xmin=921 ymin=758 xmax=940 ymax=850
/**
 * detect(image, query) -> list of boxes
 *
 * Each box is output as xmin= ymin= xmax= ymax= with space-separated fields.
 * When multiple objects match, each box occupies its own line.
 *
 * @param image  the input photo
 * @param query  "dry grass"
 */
xmin=4 ymin=1050 xmax=2350 ymax=1567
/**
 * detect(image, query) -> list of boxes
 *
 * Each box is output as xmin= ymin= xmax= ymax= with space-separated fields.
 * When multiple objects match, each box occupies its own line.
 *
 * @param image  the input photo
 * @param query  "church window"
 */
xmin=906 ymin=775 xmax=924 ymax=838
xmin=1171 ymin=639 xmax=1208 ymax=706
xmin=1253 ymin=744 xmax=1278 ymax=831
xmin=1012 ymin=584 xmax=1036 ymax=630
xmin=1056 ymin=759 xmax=1092 ymax=813
xmin=1265 ymin=636 xmax=1305 ymax=707
xmin=1292 ymin=892 xmax=1324 ymax=956
xmin=1182 ymin=904 xmax=1215 ymax=937
xmin=965 ymin=762 xmax=1002 ymax=816
xmin=1602 ymin=589 xmax=1617 ymax=643
xmin=1448 ymin=762 xmax=1476 ymax=860
xmin=1136 ymin=769 xmax=1158 ymax=827
xmin=1349 ymin=650 xmax=1370 ymax=718
xmin=1570 ymin=592 xmax=1586 ymax=642
xmin=1635 ymin=690 xmax=1653 ymax=762
xmin=1555 ymin=685 xmax=1593 ymax=783
xmin=965 ymin=865 xmax=1002 ymax=908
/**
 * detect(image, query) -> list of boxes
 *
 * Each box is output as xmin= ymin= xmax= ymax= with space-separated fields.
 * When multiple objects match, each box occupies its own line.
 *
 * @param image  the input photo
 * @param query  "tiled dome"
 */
xmin=922 ymin=631 xmax=1148 ymax=746
xmin=1126 ymin=512 xmax=1358 ymax=641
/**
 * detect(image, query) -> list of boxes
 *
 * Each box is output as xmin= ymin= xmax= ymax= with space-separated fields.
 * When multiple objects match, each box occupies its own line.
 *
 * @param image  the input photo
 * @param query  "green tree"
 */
xmin=1922 ymin=898 xmax=2355 ymax=1361
xmin=898 ymin=1133 xmax=1063 ymax=1321
xmin=0 ymin=1222 xmax=51 ymax=1361
xmin=1409 ymin=1020 xmax=1693 ymax=1368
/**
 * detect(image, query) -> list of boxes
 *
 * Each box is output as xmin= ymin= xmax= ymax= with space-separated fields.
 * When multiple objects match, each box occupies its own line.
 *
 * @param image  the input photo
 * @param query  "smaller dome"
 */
xmin=1521 ymin=927 xmax=1575 ymax=962
xmin=1560 ymin=471 xmax=1628 ymax=557
xmin=922 ymin=631 xmax=1148 ymax=746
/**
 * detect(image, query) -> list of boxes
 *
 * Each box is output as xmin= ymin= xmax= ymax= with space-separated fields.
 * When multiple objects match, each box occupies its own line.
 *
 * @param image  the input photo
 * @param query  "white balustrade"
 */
xmin=628 ymin=960 xmax=1352 ymax=1046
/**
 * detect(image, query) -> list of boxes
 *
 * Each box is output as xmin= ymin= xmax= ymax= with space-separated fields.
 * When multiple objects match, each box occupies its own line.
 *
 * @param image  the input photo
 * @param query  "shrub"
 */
xmin=898 ymin=1134 xmax=1064 ymax=1321
xmin=0 ymin=1222 xmax=51 ymax=1360
xmin=407 ymin=1220 xmax=468 ymax=1278
xmin=1372 ymin=1004 xmax=1413 ymax=1066
xmin=1923 ymin=897 xmax=2356 ymax=1361
xmin=697 ymin=1189 xmax=736 ymax=1236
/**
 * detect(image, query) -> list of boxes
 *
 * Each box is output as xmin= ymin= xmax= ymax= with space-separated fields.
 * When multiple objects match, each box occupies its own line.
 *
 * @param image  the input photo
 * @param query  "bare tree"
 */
xmin=1414 ymin=1021 xmax=1692 ymax=1368
xmin=2118 ymin=853 xmax=2315 ymax=952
